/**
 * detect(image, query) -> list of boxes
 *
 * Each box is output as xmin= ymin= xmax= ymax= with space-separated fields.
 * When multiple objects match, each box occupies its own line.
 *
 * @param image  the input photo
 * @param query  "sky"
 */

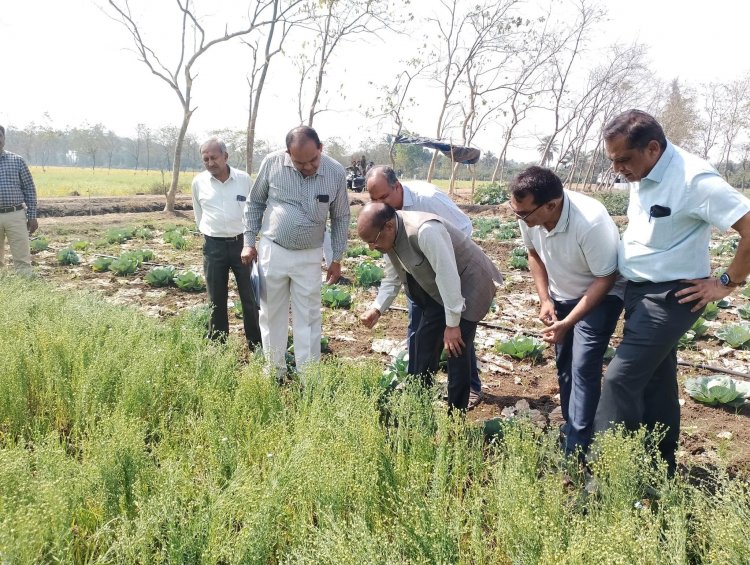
xmin=1 ymin=0 xmax=748 ymax=161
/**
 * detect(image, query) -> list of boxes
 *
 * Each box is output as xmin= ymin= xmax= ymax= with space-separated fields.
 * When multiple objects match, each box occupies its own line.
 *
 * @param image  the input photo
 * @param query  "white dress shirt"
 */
xmin=192 ymin=166 xmax=251 ymax=237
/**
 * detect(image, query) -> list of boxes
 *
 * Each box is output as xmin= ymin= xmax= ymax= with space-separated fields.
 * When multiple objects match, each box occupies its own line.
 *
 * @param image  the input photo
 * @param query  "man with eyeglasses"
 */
xmin=357 ymin=202 xmax=502 ymax=411
xmin=510 ymin=166 xmax=624 ymax=458
xmin=365 ymin=165 xmax=485 ymax=408
xmin=594 ymin=110 xmax=750 ymax=475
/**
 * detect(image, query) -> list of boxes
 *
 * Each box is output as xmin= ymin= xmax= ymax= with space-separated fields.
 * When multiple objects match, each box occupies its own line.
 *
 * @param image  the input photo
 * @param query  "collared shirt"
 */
xmin=191 ymin=166 xmax=250 ymax=237
xmin=620 ymin=141 xmax=750 ymax=282
xmin=373 ymin=220 xmax=465 ymax=326
xmin=520 ymin=189 xmax=625 ymax=301
xmin=244 ymin=150 xmax=350 ymax=260
xmin=402 ymin=181 xmax=472 ymax=236
xmin=0 ymin=151 xmax=37 ymax=219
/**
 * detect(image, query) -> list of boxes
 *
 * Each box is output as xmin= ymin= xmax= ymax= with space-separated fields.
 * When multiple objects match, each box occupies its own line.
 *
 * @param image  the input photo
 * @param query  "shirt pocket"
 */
xmin=305 ymin=192 xmax=330 ymax=224
xmin=632 ymin=215 xmax=674 ymax=250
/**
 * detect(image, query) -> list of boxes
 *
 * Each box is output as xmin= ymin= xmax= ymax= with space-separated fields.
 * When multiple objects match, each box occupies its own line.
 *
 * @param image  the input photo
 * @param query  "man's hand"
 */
xmin=444 ymin=326 xmax=465 ymax=357
xmin=27 ymin=218 xmax=38 ymax=235
xmin=326 ymin=260 xmax=342 ymax=284
xmin=675 ymin=277 xmax=732 ymax=312
xmin=538 ymin=298 xmax=557 ymax=326
xmin=240 ymin=245 xmax=257 ymax=265
xmin=360 ymin=307 xmax=381 ymax=328
xmin=541 ymin=319 xmax=572 ymax=344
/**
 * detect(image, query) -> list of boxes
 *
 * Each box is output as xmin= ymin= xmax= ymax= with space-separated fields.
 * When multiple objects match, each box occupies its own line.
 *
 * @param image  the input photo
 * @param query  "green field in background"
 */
xmin=29 ymin=166 xmax=194 ymax=198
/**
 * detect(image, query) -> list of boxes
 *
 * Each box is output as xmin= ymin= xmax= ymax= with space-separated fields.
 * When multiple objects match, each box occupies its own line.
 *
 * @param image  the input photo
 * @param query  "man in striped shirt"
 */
xmin=242 ymin=127 xmax=350 ymax=379
xmin=0 ymin=125 xmax=38 ymax=277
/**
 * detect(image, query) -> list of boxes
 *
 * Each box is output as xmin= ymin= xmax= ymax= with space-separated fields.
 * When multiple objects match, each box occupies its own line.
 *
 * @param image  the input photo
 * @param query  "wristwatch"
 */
xmin=719 ymin=271 xmax=746 ymax=288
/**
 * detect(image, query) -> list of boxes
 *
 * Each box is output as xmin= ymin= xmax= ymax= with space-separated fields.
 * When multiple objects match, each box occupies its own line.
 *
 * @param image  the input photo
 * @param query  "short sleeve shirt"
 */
xmin=520 ymin=189 xmax=624 ymax=301
xmin=619 ymin=142 xmax=750 ymax=282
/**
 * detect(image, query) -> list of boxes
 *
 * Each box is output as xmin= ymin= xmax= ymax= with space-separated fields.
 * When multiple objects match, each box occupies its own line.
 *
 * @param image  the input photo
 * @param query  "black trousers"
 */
xmin=593 ymin=281 xmax=703 ymax=473
xmin=203 ymin=235 xmax=261 ymax=347
xmin=407 ymin=277 xmax=478 ymax=411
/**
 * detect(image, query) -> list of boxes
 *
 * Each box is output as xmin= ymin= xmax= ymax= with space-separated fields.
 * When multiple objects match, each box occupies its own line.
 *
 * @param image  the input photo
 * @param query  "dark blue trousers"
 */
xmin=555 ymin=294 xmax=623 ymax=456
xmin=408 ymin=297 xmax=482 ymax=393
xmin=203 ymin=235 xmax=261 ymax=348
xmin=594 ymin=281 xmax=703 ymax=474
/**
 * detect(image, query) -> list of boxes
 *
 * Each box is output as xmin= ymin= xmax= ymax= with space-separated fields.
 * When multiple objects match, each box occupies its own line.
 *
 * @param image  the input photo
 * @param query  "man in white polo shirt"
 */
xmin=192 ymin=137 xmax=260 ymax=349
xmin=594 ymin=110 xmax=750 ymax=475
xmin=511 ymin=166 xmax=624 ymax=457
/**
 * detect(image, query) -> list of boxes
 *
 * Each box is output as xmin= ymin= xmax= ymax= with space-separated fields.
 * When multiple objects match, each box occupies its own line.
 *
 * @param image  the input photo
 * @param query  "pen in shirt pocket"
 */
xmin=648 ymin=204 xmax=670 ymax=222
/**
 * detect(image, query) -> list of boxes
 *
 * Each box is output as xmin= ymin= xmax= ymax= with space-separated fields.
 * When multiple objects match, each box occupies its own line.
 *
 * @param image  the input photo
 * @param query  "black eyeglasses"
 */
xmin=509 ymin=201 xmax=545 ymax=221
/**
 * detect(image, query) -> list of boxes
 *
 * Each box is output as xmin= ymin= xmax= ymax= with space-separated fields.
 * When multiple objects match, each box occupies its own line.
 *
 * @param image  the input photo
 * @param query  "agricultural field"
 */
xmin=2 ymin=197 xmax=750 ymax=561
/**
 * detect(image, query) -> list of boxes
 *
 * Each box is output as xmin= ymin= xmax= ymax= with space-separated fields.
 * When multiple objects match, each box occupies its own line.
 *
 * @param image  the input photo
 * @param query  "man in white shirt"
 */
xmin=366 ymin=166 xmax=483 ymax=408
xmin=511 ymin=166 xmax=624 ymax=457
xmin=192 ymin=137 xmax=260 ymax=349
xmin=595 ymin=110 xmax=750 ymax=475
xmin=358 ymin=202 xmax=502 ymax=411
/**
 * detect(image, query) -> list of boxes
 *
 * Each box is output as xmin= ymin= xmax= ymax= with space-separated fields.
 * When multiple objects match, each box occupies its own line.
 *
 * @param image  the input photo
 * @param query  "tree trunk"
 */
xmin=164 ymin=109 xmax=193 ymax=213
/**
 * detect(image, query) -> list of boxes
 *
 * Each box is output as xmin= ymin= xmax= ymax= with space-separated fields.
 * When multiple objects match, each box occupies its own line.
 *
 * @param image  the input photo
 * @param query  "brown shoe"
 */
xmin=468 ymin=389 xmax=483 ymax=410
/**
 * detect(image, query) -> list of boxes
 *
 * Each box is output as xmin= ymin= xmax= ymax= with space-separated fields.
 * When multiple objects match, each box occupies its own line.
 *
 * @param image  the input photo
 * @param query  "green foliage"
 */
xmin=703 ymin=302 xmax=720 ymax=320
xmin=685 ymin=376 xmax=750 ymax=407
xmin=508 ymin=255 xmax=529 ymax=270
xmin=164 ymin=229 xmax=188 ymax=249
xmin=174 ymin=270 xmax=205 ymax=292
xmin=71 ymin=240 xmax=89 ymax=251
xmin=109 ymin=256 xmax=139 ymax=276
xmin=122 ymin=249 xmax=155 ymax=265
xmin=495 ymin=223 xmax=520 ymax=241
xmin=355 ymin=261 xmax=384 ymax=287
xmin=30 ymin=237 xmax=49 ymax=253
xmin=321 ymin=284 xmax=352 ymax=308
xmin=592 ymin=191 xmax=629 ymax=216
xmin=56 ymin=248 xmax=80 ymax=266
xmin=134 ymin=227 xmax=154 ymax=240
xmin=495 ymin=335 xmax=545 ymax=360
xmin=472 ymin=182 xmax=508 ymax=205
xmin=104 ymin=227 xmax=136 ymax=244
xmin=679 ymin=317 xmax=709 ymax=349
xmin=715 ymin=322 xmax=750 ymax=348
xmin=144 ymin=266 xmax=176 ymax=287
xmin=91 ymin=257 xmax=113 ymax=273
xmin=0 ymin=278 xmax=749 ymax=563
xmin=713 ymin=236 xmax=739 ymax=256
xmin=472 ymin=217 xmax=501 ymax=239
xmin=346 ymin=245 xmax=381 ymax=259
xmin=738 ymin=304 xmax=750 ymax=320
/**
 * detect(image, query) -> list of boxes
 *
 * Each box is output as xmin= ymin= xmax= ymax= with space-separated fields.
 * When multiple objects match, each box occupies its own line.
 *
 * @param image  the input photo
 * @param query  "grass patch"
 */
xmin=0 ymin=277 xmax=749 ymax=562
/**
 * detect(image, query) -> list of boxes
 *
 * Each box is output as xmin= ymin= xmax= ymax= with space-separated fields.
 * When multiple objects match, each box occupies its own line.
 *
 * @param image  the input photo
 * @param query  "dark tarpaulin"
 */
xmin=393 ymin=134 xmax=481 ymax=165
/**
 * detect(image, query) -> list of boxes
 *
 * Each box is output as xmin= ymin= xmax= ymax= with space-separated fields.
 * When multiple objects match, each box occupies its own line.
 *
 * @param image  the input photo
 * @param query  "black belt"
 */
xmin=0 ymin=204 xmax=25 ymax=214
xmin=204 ymin=234 xmax=243 ymax=242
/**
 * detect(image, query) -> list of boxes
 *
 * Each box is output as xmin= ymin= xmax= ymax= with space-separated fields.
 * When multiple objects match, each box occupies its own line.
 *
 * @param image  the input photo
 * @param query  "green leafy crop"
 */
xmin=174 ymin=270 xmax=206 ymax=292
xmin=355 ymin=261 xmax=385 ymax=287
xmin=56 ymin=248 xmax=80 ymax=266
xmin=145 ymin=266 xmax=176 ymax=287
xmin=321 ymin=284 xmax=352 ymax=308
xmin=91 ymin=257 xmax=113 ymax=273
xmin=109 ymin=255 xmax=139 ymax=276
xmin=715 ymin=323 xmax=750 ymax=348
xmin=495 ymin=335 xmax=545 ymax=361
xmin=684 ymin=376 xmax=750 ymax=407
xmin=346 ymin=245 xmax=382 ymax=259
xmin=30 ymin=237 xmax=49 ymax=253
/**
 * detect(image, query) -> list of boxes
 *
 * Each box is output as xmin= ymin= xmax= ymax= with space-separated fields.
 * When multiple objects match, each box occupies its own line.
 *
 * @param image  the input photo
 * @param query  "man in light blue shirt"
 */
xmin=594 ymin=109 xmax=750 ymax=475
xmin=365 ymin=166 xmax=484 ymax=408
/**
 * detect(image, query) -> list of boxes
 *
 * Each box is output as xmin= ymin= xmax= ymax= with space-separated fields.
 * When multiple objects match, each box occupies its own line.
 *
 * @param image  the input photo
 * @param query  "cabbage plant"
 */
xmin=30 ymin=237 xmax=49 ymax=253
xmin=321 ymin=284 xmax=352 ymax=308
xmin=57 ymin=248 xmax=80 ymax=266
xmin=91 ymin=257 xmax=113 ymax=272
xmin=495 ymin=335 xmax=545 ymax=361
xmin=355 ymin=261 xmax=384 ymax=287
xmin=684 ymin=376 xmax=750 ymax=407
xmin=715 ymin=323 xmax=750 ymax=349
xmin=174 ymin=270 xmax=205 ymax=292
xmin=109 ymin=255 xmax=139 ymax=276
xmin=144 ymin=266 xmax=175 ymax=287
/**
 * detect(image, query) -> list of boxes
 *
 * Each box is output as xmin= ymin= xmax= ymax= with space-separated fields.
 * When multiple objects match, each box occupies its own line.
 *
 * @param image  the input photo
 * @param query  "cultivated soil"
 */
xmin=24 ymin=191 xmax=750 ymax=478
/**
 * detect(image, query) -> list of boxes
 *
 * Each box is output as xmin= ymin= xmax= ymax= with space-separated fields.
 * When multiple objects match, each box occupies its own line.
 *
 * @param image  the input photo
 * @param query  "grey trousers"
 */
xmin=593 ymin=281 xmax=704 ymax=473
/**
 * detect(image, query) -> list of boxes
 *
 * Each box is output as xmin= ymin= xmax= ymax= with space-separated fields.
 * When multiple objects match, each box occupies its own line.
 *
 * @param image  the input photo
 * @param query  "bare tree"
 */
xmin=423 ymin=0 xmax=520 ymax=182
xmin=718 ymin=73 xmax=750 ymax=180
xmin=244 ymin=0 xmax=305 ymax=172
xmin=657 ymin=78 xmax=700 ymax=149
xmin=106 ymin=0 xmax=277 ymax=212
xmin=697 ymin=81 xmax=724 ymax=161
xmin=296 ymin=0 xmax=394 ymax=127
